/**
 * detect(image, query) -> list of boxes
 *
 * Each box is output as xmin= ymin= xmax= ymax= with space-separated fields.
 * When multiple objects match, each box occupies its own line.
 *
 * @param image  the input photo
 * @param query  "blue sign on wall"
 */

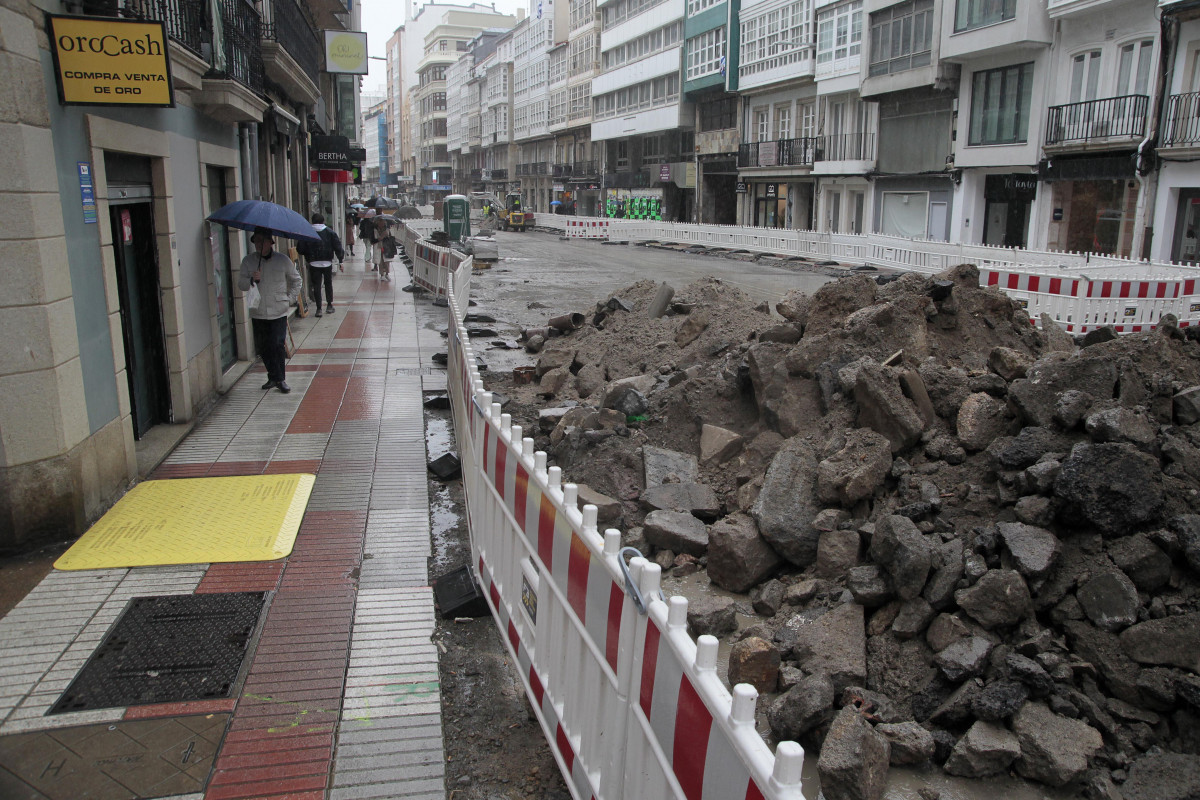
xmin=78 ymin=162 xmax=97 ymax=224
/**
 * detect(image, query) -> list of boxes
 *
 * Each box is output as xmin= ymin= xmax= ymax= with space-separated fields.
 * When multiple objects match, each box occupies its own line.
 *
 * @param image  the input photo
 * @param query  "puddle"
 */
xmin=424 ymin=410 xmax=467 ymax=574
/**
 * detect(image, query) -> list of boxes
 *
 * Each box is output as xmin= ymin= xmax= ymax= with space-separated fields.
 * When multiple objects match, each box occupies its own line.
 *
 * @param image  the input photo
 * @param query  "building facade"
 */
xmin=1 ymin=0 xmax=363 ymax=550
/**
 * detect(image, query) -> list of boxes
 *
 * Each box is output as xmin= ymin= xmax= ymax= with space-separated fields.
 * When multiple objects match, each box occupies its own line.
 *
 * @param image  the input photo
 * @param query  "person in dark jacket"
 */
xmin=296 ymin=213 xmax=344 ymax=317
xmin=357 ymin=212 xmax=378 ymax=267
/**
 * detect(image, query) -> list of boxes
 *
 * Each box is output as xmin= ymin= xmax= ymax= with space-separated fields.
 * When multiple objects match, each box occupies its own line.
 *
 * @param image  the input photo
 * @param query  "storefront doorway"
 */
xmin=109 ymin=200 xmax=170 ymax=438
xmin=983 ymin=174 xmax=1037 ymax=248
xmin=207 ymin=166 xmax=237 ymax=371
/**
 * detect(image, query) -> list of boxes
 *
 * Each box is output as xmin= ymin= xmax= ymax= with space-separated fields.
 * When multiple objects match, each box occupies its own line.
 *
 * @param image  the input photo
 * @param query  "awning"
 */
xmin=271 ymin=103 xmax=301 ymax=137
xmin=310 ymin=169 xmax=353 ymax=183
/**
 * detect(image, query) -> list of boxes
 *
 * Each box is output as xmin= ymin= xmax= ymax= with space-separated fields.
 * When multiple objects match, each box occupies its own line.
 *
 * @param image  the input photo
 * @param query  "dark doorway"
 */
xmin=207 ymin=166 xmax=238 ymax=370
xmin=109 ymin=201 xmax=170 ymax=438
xmin=1065 ymin=179 xmax=1128 ymax=255
xmin=1171 ymin=188 xmax=1200 ymax=264
xmin=703 ymin=173 xmax=738 ymax=224
xmin=983 ymin=174 xmax=1037 ymax=248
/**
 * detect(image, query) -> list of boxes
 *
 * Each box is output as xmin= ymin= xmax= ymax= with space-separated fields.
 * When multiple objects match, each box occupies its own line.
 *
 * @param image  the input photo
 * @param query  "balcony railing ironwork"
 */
xmin=262 ymin=0 xmax=322 ymax=84
xmin=490 ymin=168 xmax=509 ymax=180
xmin=534 ymin=162 xmax=549 ymax=175
xmin=517 ymin=163 xmax=531 ymax=176
xmin=82 ymin=0 xmax=206 ymax=56
xmin=574 ymin=160 xmax=599 ymax=176
xmin=553 ymin=163 xmax=573 ymax=177
xmin=470 ymin=169 xmax=484 ymax=181
xmin=815 ymin=132 xmax=876 ymax=162
xmin=208 ymin=0 xmax=265 ymax=91
xmin=737 ymin=137 xmax=818 ymax=168
xmin=1045 ymin=95 xmax=1148 ymax=146
xmin=1163 ymin=91 xmax=1200 ymax=147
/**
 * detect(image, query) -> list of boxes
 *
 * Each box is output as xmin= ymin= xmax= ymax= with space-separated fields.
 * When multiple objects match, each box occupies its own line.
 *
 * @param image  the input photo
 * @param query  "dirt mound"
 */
xmin=487 ymin=265 xmax=1200 ymax=799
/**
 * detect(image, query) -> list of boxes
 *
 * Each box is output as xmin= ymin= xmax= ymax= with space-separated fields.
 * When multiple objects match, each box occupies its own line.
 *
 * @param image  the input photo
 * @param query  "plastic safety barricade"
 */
xmin=444 ymin=271 xmax=806 ymax=800
xmin=565 ymin=218 xmax=611 ymax=240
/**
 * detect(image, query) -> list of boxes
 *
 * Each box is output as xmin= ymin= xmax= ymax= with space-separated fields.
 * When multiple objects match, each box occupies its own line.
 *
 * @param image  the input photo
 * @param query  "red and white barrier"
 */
xmin=445 ymin=268 xmax=806 ymax=800
xmin=565 ymin=218 xmax=611 ymax=240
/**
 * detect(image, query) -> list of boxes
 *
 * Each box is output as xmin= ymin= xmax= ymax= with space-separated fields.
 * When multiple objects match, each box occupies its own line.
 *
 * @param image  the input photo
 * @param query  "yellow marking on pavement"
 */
xmin=54 ymin=475 xmax=315 ymax=570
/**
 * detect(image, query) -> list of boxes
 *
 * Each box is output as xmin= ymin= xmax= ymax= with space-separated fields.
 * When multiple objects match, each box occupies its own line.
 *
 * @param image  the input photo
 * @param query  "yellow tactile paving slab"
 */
xmin=54 ymin=475 xmax=316 ymax=570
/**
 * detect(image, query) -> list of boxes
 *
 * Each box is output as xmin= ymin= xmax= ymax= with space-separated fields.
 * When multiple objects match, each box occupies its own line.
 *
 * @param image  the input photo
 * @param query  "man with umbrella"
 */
xmin=238 ymin=227 xmax=302 ymax=393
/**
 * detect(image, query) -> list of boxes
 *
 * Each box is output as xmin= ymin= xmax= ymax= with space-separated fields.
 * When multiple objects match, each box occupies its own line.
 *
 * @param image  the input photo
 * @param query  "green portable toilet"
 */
xmin=443 ymin=194 xmax=471 ymax=242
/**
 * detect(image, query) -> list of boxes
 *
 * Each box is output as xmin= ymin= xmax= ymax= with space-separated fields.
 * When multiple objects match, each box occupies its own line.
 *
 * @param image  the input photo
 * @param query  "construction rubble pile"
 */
xmin=487 ymin=265 xmax=1200 ymax=800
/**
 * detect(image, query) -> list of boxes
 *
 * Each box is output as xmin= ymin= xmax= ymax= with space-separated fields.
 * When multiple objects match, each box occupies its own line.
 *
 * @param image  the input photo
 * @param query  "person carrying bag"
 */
xmin=296 ymin=213 xmax=344 ymax=317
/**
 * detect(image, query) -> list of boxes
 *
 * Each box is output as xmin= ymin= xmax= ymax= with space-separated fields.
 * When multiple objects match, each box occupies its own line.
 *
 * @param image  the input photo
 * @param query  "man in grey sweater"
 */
xmin=238 ymin=227 xmax=302 ymax=393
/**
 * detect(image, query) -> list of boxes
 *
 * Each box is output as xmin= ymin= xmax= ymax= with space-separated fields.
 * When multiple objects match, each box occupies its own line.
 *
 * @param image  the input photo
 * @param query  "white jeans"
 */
xmin=361 ymin=239 xmax=374 ymax=263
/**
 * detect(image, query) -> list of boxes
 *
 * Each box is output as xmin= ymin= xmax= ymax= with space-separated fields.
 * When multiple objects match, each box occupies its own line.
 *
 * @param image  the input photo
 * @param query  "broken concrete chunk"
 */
xmin=751 ymin=437 xmax=822 ymax=567
xmin=855 ymin=362 xmax=926 ymax=453
xmin=996 ymin=522 xmax=1060 ymax=579
xmin=955 ymin=569 xmax=1031 ymax=629
xmin=535 ymin=346 xmax=575 ymax=377
xmin=868 ymin=515 xmax=932 ymax=601
xmin=936 ymin=636 xmax=993 ymax=682
xmin=1054 ymin=442 xmax=1165 ymax=535
xmin=686 ymin=596 xmax=737 ymax=638
xmin=1012 ymin=701 xmax=1103 ymax=787
xmin=817 ymin=707 xmax=891 ymax=800
xmin=699 ymin=424 xmax=744 ymax=464
xmin=643 ymin=510 xmax=709 ymax=557
xmin=728 ymin=636 xmax=780 ymax=694
xmin=816 ymin=428 xmax=893 ymax=507
xmin=1174 ymin=386 xmax=1200 ymax=425
xmin=768 ymin=671 xmax=834 ymax=741
xmin=706 ymin=513 xmax=782 ymax=594
xmin=876 ymin=722 xmax=936 ymax=766
xmin=1119 ymin=613 xmax=1200 ymax=672
xmin=791 ymin=603 xmax=867 ymax=693
xmin=956 ymin=392 xmax=1009 ymax=452
xmin=1076 ymin=570 xmax=1139 ymax=633
xmin=640 ymin=482 xmax=721 ymax=519
xmin=944 ymin=720 xmax=1021 ymax=778
xmin=575 ymin=484 xmax=623 ymax=525
xmin=646 ymin=282 xmax=676 ymax=319
xmin=642 ymin=445 xmax=699 ymax=487
xmin=675 ymin=311 xmax=709 ymax=347
xmin=816 ymin=528 xmax=862 ymax=578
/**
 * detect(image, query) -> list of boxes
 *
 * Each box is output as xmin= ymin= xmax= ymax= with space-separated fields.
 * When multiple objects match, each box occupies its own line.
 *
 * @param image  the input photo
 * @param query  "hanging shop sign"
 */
xmin=48 ymin=15 xmax=174 ymax=107
xmin=310 ymin=134 xmax=351 ymax=168
xmin=324 ymin=30 xmax=368 ymax=74
xmin=736 ymin=181 xmax=748 ymax=193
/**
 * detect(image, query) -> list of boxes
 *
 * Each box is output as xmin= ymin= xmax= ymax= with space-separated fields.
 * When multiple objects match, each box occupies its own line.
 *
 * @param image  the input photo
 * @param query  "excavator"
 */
xmin=498 ymin=192 xmax=528 ymax=232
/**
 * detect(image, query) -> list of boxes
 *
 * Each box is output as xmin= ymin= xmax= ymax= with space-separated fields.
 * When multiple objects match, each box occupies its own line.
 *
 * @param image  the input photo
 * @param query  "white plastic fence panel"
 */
xmin=445 ymin=275 xmax=805 ymax=800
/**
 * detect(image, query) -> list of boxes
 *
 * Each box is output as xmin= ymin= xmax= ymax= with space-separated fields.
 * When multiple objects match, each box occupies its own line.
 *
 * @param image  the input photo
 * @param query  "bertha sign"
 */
xmin=48 ymin=15 xmax=174 ymax=107
xmin=310 ymin=135 xmax=351 ymax=169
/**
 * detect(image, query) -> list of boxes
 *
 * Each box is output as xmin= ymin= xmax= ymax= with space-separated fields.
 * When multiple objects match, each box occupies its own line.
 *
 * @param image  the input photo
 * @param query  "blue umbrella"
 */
xmin=206 ymin=199 xmax=320 ymax=242
xmin=550 ymin=200 xmax=563 ymax=205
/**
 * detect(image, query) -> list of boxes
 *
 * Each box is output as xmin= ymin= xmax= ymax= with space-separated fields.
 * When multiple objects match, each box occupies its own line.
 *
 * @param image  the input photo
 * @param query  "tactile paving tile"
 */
xmin=53 ymin=475 xmax=315 ymax=570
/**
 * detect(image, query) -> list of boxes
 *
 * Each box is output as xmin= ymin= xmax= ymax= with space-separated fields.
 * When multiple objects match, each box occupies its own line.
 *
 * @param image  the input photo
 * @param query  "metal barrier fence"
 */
xmin=401 ymin=220 xmax=806 ymax=800
xmin=528 ymin=214 xmax=1200 ymax=330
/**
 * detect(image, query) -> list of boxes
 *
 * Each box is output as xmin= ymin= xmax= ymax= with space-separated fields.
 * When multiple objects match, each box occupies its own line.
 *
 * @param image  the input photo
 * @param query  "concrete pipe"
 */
xmin=548 ymin=312 xmax=585 ymax=331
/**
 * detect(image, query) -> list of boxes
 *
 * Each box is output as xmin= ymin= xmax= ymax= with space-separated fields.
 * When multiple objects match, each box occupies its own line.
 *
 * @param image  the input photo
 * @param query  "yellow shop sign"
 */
xmin=324 ymin=30 xmax=368 ymax=75
xmin=48 ymin=15 xmax=174 ymax=107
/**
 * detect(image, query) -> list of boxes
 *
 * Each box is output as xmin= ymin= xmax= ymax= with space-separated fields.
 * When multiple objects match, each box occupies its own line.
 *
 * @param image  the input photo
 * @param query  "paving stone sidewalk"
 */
xmin=0 ymin=252 xmax=446 ymax=800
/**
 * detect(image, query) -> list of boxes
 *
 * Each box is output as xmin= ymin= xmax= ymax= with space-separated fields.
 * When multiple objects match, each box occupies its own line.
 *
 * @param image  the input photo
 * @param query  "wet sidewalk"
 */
xmin=0 ymin=249 xmax=447 ymax=800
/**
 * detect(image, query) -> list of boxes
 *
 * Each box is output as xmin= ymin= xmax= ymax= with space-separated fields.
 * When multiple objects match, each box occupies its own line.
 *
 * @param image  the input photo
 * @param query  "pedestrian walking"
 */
xmin=344 ymin=209 xmax=357 ymax=256
xmin=296 ymin=213 xmax=344 ymax=317
xmin=238 ymin=227 xmax=301 ymax=393
xmin=373 ymin=217 xmax=396 ymax=281
xmin=358 ymin=212 xmax=378 ymax=268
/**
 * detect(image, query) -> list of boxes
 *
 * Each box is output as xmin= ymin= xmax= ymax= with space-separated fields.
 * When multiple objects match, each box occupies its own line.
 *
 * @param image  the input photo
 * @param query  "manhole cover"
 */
xmin=50 ymin=593 xmax=267 ymax=714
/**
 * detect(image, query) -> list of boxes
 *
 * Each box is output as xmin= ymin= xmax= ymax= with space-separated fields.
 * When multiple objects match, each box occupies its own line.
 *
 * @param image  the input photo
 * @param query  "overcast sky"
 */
xmin=359 ymin=0 xmax=526 ymax=94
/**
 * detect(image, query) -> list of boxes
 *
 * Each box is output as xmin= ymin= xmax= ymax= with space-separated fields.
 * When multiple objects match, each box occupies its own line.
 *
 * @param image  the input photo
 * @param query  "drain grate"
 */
xmin=50 ymin=592 xmax=267 ymax=714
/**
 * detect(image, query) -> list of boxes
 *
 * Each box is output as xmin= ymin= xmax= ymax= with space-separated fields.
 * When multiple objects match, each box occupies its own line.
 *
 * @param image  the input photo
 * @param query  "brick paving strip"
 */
xmin=0 ymin=262 xmax=445 ymax=800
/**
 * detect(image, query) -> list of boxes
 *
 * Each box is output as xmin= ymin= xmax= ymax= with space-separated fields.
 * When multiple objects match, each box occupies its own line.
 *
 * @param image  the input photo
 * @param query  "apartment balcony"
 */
xmin=816 ymin=132 xmax=876 ymax=163
xmin=738 ymin=137 xmax=818 ymax=169
xmin=517 ymin=163 xmax=531 ymax=176
xmin=533 ymin=162 xmax=549 ymax=175
xmin=1162 ymin=91 xmax=1200 ymax=150
xmin=470 ymin=169 xmax=484 ymax=181
xmin=194 ymin=0 xmax=268 ymax=122
xmin=574 ymin=160 xmax=599 ymax=177
xmin=1048 ymin=0 xmax=1124 ymax=17
xmin=261 ymin=0 xmax=321 ymax=105
xmin=1045 ymin=95 xmax=1148 ymax=149
xmin=490 ymin=169 xmax=509 ymax=181
xmin=553 ymin=163 xmax=573 ymax=177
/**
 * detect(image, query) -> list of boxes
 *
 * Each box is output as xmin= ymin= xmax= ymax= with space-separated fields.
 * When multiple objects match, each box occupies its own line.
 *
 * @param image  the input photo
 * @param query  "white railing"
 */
xmin=527 ymin=215 xmax=1200 ymax=331
xmin=406 ymin=219 xmax=806 ymax=800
